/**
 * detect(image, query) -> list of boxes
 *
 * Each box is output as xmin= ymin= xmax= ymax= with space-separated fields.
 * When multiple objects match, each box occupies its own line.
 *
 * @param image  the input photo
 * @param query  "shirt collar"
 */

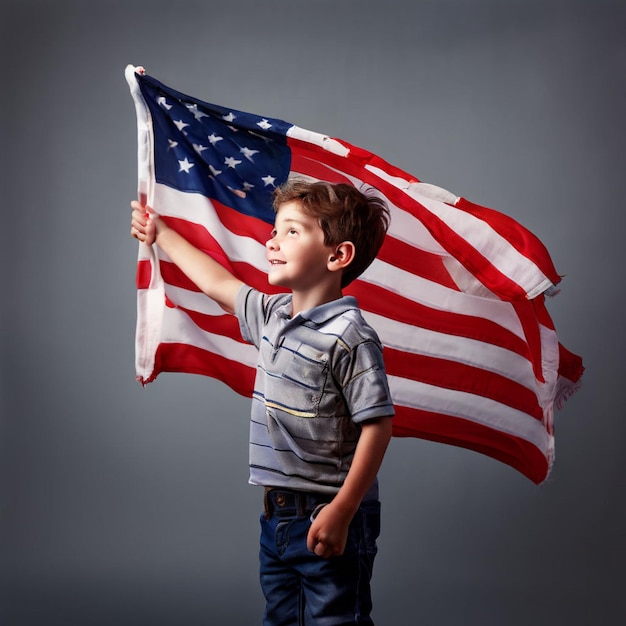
xmin=299 ymin=295 xmax=359 ymax=325
xmin=274 ymin=294 xmax=359 ymax=325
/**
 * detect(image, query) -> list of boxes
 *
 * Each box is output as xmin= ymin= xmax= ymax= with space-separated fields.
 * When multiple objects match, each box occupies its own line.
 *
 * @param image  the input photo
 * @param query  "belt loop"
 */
xmin=263 ymin=487 xmax=273 ymax=520
xmin=296 ymin=492 xmax=305 ymax=518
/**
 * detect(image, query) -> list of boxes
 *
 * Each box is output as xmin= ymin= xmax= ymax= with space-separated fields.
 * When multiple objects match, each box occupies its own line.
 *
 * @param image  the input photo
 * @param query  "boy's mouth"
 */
xmin=269 ymin=259 xmax=286 ymax=265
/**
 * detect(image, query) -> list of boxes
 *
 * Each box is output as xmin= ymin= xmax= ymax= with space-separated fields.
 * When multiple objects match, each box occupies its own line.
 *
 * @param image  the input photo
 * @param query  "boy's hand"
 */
xmin=306 ymin=500 xmax=354 ymax=559
xmin=130 ymin=200 xmax=158 ymax=246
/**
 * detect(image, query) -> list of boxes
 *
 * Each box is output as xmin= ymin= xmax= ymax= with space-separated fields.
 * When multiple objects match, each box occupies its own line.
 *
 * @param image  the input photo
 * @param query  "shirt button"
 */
xmin=276 ymin=494 xmax=286 ymax=507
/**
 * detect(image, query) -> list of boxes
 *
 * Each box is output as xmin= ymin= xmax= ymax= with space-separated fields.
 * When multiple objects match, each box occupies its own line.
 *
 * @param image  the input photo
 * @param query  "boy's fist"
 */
xmin=130 ymin=200 xmax=157 ymax=246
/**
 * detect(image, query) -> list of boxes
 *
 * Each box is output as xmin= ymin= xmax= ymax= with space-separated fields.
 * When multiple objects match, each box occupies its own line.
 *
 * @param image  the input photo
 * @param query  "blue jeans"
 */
xmin=259 ymin=496 xmax=381 ymax=626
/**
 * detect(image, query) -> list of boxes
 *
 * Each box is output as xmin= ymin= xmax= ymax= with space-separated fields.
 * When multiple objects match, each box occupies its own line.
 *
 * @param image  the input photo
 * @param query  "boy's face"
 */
xmin=266 ymin=200 xmax=335 ymax=291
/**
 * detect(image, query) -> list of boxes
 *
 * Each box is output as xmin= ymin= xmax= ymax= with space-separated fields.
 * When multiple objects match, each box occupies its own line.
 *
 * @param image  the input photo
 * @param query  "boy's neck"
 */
xmin=290 ymin=285 xmax=344 ymax=317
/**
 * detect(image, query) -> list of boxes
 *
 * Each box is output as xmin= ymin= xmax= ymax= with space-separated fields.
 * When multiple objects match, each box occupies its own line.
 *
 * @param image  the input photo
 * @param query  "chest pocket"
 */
xmin=264 ymin=335 xmax=341 ymax=418
xmin=286 ymin=341 xmax=329 ymax=413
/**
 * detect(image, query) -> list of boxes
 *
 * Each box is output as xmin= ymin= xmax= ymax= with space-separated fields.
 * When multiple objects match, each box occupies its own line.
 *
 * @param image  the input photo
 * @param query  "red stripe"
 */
xmin=331 ymin=137 xmax=421 ymax=184
xmin=385 ymin=347 xmax=543 ymax=420
xmin=161 ymin=261 xmax=201 ymax=292
xmin=346 ymin=281 xmax=532 ymax=361
xmin=174 ymin=305 xmax=245 ymax=340
xmin=162 ymin=215 xmax=233 ymax=268
xmin=377 ymin=236 xmax=459 ymax=289
xmin=391 ymin=405 xmax=549 ymax=484
xmin=144 ymin=342 xmax=255 ymax=396
xmin=532 ymin=294 xmax=555 ymax=331
xmin=291 ymin=153 xmax=355 ymax=185
xmin=136 ymin=259 xmax=152 ymax=289
xmin=512 ymin=299 xmax=545 ymax=383
xmin=454 ymin=197 xmax=560 ymax=286
xmin=212 ymin=198 xmax=274 ymax=238
xmin=558 ymin=343 xmax=585 ymax=383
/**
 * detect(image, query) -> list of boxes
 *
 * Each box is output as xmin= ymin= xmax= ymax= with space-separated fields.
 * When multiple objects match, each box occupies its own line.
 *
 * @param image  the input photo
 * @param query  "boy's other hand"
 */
xmin=306 ymin=501 xmax=353 ymax=559
xmin=130 ymin=200 xmax=158 ymax=246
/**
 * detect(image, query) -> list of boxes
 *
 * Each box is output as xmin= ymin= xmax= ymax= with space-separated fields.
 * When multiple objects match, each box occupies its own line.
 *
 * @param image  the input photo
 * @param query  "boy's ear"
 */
xmin=327 ymin=241 xmax=355 ymax=273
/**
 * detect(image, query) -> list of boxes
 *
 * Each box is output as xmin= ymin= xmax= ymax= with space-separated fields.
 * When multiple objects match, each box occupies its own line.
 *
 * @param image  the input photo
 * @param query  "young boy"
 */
xmin=130 ymin=179 xmax=395 ymax=625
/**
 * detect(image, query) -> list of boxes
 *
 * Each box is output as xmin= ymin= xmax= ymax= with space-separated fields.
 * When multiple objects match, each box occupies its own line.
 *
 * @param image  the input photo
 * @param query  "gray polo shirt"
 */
xmin=235 ymin=285 xmax=395 ymax=496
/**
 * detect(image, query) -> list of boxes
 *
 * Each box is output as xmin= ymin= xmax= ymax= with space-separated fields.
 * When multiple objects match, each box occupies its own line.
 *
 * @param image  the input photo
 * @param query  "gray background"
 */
xmin=2 ymin=0 xmax=624 ymax=624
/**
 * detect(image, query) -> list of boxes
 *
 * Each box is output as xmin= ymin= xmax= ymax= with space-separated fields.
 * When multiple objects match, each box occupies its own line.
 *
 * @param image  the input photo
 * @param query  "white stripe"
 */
xmin=163 ymin=285 xmax=228 ymax=316
xmin=125 ymin=65 xmax=153 ymax=203
xmin=135 ymin=275 xmax=164 ymax=380
xmin=388 ymin=375 xmax=552 ymax=454
xmin=363 ymin=311 xmax=538 ymax=390
xmin=160 ymin=305 xmax=257 ymax=368
xmin=287 ymin=125 xmax=350 ymax=156
xmin=361 ymin=258 xmax=527 ymax=338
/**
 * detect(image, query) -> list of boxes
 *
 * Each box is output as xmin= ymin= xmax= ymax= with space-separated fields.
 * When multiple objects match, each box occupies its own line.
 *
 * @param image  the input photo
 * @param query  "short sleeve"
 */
xmin=235 ymin=285 xmax=266 ymax=349
xmin=336 ymin=339 xmax=395 ymax=424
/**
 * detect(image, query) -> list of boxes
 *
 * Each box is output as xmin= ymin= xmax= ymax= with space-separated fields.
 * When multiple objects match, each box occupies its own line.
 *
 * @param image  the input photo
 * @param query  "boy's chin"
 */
xmin=267 ymin=274 xmax=286 ymax=287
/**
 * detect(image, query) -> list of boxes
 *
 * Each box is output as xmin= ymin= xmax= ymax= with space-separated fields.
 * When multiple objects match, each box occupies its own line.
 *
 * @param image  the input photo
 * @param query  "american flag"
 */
xmin=125 ymin=65 xmax=583 ymax=484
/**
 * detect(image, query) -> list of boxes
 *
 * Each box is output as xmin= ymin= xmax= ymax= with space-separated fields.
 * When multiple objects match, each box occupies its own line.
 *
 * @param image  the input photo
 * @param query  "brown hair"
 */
xmin=273 ymin=179 xmax=390 ymax=287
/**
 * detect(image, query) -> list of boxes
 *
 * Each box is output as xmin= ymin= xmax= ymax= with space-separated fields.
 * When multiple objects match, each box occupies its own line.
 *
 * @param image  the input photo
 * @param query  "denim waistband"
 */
xmin=263 ymin=488 xmax=333 ymax=520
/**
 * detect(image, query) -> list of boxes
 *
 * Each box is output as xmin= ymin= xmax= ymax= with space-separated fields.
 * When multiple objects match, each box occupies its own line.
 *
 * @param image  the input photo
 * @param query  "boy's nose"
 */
xmin=266 ymin=236 xmax=278 ymax=250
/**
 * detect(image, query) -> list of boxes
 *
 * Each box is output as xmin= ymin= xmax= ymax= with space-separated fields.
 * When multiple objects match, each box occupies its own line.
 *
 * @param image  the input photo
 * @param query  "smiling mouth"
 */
xmin=269 ymin=260 xmax=286 ymax=265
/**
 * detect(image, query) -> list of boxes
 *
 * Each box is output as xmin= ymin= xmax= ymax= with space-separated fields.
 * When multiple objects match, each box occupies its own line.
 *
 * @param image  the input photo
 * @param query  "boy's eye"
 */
xmin=288 ymin=228 xmax=298 ymax=235
xmin=270 ymin=229 xmax=277 ymax=238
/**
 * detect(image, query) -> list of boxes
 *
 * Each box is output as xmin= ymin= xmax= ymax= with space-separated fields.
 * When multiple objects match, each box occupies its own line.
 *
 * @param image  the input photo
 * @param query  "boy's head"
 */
xmin=273 ymin=179 xmax=390 ymax=287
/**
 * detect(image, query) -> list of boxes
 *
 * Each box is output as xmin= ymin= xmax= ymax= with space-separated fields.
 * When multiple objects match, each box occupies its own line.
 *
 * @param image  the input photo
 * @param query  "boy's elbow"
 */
xmin=201 ymin=277 xmax=243 ymax=316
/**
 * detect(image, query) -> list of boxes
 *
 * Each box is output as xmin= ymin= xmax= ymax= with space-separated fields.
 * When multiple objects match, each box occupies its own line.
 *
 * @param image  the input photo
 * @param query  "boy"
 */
xmin=130 ymin=179 xmax=395 ymax=625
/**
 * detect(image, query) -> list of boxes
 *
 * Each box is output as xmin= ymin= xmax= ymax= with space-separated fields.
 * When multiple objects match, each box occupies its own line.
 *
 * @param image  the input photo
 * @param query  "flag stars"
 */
xmin=174 ymin=119 xmax=190 ymax=133
xmin=157 ymin=96 xmax=172 ymax=110
xmin=193 ymin=143 xmax=208 ymax=154
xmin=167 ymin=139 xmax=178 ymax=151
xmin=223 ymin=112 xmax=236 ymax=122
xmin=186 ymin=103 xmax=208 ymax=121
xmin=240 ymin=146 xmax=259 ymax=161
xmin=209 ymin=165 xmax=222 ymax=177
xmin=257 ymin=119 xmax=272 ymax=130
xmin=178 ymin=157 xmax=195 ymax=173
xmin=224 ymin=156 xmax=242 ymax=169
xmin=208 ymin=133 xmax=223 ymax=146
xmin=261 ymin=175 xmax=276 ymax=187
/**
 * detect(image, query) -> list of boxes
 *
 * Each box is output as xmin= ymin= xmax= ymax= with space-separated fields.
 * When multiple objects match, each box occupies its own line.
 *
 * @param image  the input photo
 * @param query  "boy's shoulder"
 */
xmin=303 ymin=296 xmax=382 ymax=349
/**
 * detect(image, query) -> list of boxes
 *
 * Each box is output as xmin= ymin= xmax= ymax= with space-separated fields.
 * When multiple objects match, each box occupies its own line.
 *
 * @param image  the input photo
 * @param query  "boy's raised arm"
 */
xmin=130 ymin=201 xmax=244 ymax=314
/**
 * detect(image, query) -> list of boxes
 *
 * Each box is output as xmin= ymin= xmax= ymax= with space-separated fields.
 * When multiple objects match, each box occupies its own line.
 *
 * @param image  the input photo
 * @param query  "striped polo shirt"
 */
xmin=236 ymin=286 xmax=395 ymax=496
